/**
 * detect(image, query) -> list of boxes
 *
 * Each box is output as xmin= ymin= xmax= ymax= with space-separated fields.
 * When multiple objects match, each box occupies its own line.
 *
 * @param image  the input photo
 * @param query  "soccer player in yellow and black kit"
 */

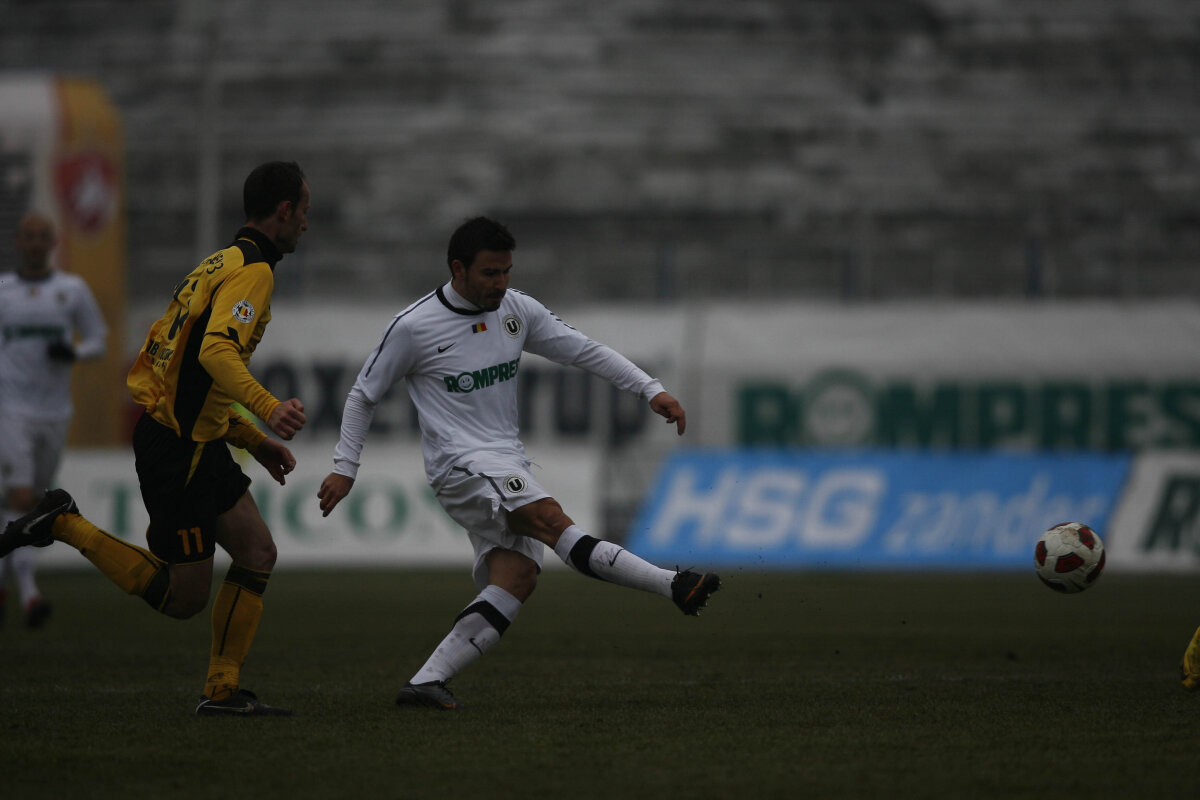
xmin=0 ymin=161 xmax=310 ymax=716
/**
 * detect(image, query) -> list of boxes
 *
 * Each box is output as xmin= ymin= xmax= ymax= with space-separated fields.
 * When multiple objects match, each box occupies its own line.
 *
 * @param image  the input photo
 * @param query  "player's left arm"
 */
xmin=525 ymin=304 xmax=686 ymax=435
xmin=571 ymin=340 xmax=686 ymax=435
xmin=649 ymin=391 xmax=686 ymax=436
xmin=198 ymin=264 xmax=284 ymax=424
xmin=52 ymin=279 xmax=108 ymax=362
xmin=72 ymin=281 xmax=108 ymax=359
xmin=252 ymin=437 xmax=296 ymax=486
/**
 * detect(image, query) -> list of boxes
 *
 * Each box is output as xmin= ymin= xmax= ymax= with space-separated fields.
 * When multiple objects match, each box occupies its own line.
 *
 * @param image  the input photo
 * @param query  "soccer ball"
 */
xmin=1034 ymin=522 xmax=1106 ymax=593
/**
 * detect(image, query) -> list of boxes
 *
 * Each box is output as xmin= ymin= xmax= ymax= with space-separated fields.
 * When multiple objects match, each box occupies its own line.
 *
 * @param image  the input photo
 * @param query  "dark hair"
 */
xmin=447 ymin=216 xmax=516 ymax=273
xmin=243 ymin=161 xmax=306 ymax=222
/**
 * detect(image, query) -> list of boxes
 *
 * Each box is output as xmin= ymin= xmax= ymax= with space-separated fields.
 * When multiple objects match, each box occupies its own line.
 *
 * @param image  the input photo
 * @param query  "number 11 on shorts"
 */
xmin=177 ymin=526 xmax=202 ymax=556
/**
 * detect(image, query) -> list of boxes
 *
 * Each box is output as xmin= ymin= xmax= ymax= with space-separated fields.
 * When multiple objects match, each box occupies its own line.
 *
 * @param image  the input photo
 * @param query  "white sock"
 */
xmin=409 ymin=585 xmax=522 ymax=685
xmin=553 ymin=524 xmax=673 ymax=597
xmin=2 ymin=508 xmax=40 ymax=605
xmin=10 ymin=547 xmax=40 ymax=607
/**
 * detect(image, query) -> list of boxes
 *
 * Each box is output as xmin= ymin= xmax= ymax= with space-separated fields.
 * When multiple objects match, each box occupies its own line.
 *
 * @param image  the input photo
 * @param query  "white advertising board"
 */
xmin=37 ymin=444 xmax=599 ymax=570
xmin=1106 ymin=452 xmax=1200 ymax=572
xmin=130 ymin=299 xmax=1200 ymax=451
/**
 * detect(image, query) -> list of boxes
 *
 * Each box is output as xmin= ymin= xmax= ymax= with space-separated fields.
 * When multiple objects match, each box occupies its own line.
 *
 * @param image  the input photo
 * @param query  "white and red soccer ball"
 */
xmin=1034 ymin=522 xmax=1106 ymax=594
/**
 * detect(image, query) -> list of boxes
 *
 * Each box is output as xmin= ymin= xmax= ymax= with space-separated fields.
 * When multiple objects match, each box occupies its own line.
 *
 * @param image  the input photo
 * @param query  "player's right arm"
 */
xmin=266 ymin=398 xmax=306 ymax=440
xmin=319 ymin=312 xmax=416 ymax=516
xmin=319 ymin=386 xmax=377 ymax=516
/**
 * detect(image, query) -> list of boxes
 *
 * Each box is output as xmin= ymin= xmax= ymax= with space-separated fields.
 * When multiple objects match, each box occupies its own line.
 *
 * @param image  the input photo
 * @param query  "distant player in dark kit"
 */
xmin=318 ymin=216 xmax=720 ymax=709
xmin=0 ymin=161 xmax=310 ymax=716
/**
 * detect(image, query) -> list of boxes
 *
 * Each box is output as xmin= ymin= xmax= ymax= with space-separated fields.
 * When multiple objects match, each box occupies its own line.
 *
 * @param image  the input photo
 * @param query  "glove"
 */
xmin=47 ymin=340 xmax=77 ymax=363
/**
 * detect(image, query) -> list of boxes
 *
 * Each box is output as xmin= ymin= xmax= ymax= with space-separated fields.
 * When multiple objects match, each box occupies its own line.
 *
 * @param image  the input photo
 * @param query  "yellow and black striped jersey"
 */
xmin=127 ymin=227 xmax=281 ymax=444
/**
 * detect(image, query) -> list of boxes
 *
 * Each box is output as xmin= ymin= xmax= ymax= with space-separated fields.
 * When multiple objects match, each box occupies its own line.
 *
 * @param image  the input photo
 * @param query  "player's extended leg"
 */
xmin=196 ymin=490 xmax=289 ymax=716
xmin=0 ymin=537 xmax=11 ymax=628
xmin=9 ymin=548 xmax=50 ymax=627
xmin=3 ymin=487 xmax=51 ymax=626
xmin=0 ymin=502 xmax=22 ymax=627
xmin=511 ymin=498 xmax=721 ymax=616
xmin=395 ymin=549 xmax=531 ymax=710
xmin=1 ymin=489 xmax=173 ymax=611
xmin=19 ymin=420 xmax=71 ymax=628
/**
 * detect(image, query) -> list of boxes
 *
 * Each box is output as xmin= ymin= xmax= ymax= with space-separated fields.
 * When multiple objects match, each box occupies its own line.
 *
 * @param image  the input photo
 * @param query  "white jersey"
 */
xmin=0 ymin=270 xmax=108 ymax=419
xmin=333 ymin=282 xmax=664 ymax=486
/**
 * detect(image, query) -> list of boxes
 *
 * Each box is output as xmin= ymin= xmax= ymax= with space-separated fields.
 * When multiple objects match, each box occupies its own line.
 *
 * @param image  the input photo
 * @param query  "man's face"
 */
xmin=276 ymin=182 xmax=310 ymax=254
xmin=14 ymin=214 xmax=56 ymax=276
xmin=452 ymin=249 xmax=512 ymax=311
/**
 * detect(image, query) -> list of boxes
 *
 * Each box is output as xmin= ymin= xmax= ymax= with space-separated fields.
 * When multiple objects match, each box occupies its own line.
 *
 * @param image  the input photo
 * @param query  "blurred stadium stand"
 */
xmin=2 ymin=0 xmax=1198 ymax=304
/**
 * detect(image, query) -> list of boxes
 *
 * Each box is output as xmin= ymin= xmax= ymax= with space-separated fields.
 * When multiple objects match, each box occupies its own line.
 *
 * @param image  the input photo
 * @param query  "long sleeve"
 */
xmin=331 ymin=385 xmax=379 ymax=480
xmin=198 ymin=335 xmax=280 ymax=422
xmin=71 ymin=282 xmax=107 ymax=360
xmin=567 ymin=339 xmax=665 ymax=401
xmin=225 ymin=409 xmax=268 ymax=453
xmin=194 ymin=255 xmax=280 ymax=423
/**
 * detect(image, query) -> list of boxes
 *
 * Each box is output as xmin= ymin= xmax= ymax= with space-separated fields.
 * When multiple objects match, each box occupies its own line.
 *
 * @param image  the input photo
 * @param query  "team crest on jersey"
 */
xmin=232 ymin=300 xmax=256 ymax=324
xmin=502 ymin=474 xmax=528 ymax=495
xmin=503 ymin=314 xmax=522 ymax=337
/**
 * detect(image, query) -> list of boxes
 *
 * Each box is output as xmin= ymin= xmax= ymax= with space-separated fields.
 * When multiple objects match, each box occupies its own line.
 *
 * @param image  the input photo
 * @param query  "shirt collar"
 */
xmin=16 ymin=268 xmax=56 ymax=283
xmin=233 ymin=226 xmax=283 ymax=269
xmin=437 ymin=281 xmax=486 ymax=315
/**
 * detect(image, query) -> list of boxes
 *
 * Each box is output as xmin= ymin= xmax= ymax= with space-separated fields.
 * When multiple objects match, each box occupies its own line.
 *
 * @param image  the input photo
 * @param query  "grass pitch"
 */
xmin=3 ymin=566 xmax=1199 ymax=799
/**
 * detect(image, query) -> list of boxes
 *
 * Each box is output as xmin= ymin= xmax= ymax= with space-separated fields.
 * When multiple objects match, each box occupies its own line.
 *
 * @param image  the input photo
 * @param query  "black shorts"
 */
xmin=132 ymin=412 xmax=251 ymax=564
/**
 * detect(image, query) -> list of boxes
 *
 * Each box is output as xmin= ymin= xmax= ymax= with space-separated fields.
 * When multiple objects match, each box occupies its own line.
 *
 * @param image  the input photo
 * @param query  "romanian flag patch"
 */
xmin=472 ymin=322 xmax=487 ymax=333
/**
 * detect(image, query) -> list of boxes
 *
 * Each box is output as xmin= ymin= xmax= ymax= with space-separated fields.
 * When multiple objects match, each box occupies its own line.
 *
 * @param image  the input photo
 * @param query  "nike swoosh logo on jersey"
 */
xmin=607 ymin=549 xmax=623 ymax=567
xmin=437 ymin=342 xmax=456 ymax=353
xmin=468 ymin=637 xmax=485 ymax=655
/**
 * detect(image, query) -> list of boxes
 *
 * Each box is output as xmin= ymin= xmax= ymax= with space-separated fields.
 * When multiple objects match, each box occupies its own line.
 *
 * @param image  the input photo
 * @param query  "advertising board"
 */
xmin=626 ymin=450 xmax=1131 ymax=570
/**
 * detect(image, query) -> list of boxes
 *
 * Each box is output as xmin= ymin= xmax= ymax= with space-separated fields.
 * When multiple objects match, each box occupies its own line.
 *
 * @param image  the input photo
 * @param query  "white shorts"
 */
xmin=435 ymin=452 xmax=552 ymax=590
xmin=0 ymin=412 xmax=69 ymax=500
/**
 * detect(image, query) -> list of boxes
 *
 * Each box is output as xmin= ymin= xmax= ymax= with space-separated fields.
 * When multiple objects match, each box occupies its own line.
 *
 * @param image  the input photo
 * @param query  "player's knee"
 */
xmin=248 ymin=539 xmax=278 ymax=571
xmin=156 ymin=565 xmax=211 ymax=618
xmin=485 ymin=549 xmax=540 ymax=601
xmin=509 ymin=562 xmax=539 ymax=600
xmin=231 ymin=537 xmax=277 ymax=572
xmin=540 ymin=504 xmax=573 ymax=533
xmin=163 ymin=586 xmax=208 ymax=619
xmin=510 ymin=499 xmax=573 ymax=546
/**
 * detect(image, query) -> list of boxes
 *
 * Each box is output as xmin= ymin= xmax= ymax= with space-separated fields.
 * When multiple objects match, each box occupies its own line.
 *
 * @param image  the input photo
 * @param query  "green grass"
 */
xmin=3 ymin=567 xmax=1200 ymax=799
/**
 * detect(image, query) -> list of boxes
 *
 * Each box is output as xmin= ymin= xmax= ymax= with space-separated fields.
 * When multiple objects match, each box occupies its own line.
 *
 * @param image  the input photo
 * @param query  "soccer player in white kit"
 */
xmin=318 ymin=217 xmax=720 ymax=709
xmin=0 ymin=213 xmax=107 ymax=628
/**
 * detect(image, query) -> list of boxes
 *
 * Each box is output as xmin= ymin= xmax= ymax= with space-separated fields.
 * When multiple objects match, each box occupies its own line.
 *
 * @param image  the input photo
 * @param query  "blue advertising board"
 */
xmin=625 ymin=450 xmax=1132 ymax=569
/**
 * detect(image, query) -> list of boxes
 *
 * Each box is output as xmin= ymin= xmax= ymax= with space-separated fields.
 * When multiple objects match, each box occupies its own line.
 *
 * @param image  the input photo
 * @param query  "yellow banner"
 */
xmin=52 ymin=77 xmax=128 ymax=447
